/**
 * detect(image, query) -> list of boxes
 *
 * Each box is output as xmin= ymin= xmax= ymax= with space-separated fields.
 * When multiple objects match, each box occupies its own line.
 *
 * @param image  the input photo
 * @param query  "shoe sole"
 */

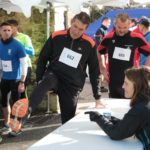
xmin=11 ymin=98 xmax=28 ymax=118
xmin=9 ymin=130 xmax=22 ymax=137
xmin=9 ymin=98 xmax=28 ymax=133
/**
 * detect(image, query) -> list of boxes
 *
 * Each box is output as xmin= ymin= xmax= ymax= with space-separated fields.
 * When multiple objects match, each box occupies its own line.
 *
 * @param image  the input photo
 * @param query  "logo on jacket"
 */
xmin=8 ymin=49 xmax=12 ymax=55
xmin=78 ymin=47 xmax=82 ymax=51
xmin=112 ymin=40 xmax=115 ymax=43
xmin=125 ymin=45 xmax=133 ymax=49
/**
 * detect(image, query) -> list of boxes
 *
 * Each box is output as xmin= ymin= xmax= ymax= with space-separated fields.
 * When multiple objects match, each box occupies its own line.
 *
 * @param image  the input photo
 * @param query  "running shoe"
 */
xmin=9 ymin=98 xmax=28 ymax=133
xmin=0 ymin=124 xmax=12 ymax=135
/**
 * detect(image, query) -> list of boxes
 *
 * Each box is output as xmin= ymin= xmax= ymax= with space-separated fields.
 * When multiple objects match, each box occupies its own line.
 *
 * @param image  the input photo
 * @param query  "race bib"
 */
xmin=2 ymin=60 xmax=12 ymax=72
xmin=113 ymin=47 xmax=131 ymax=61
xmin=59 ymin=47 xmax=82 ymax=68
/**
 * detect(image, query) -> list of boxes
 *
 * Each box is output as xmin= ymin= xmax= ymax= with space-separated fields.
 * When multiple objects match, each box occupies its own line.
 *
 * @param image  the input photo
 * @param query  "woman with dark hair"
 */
xmin=85 ymin=66 xmax=150 ymax=150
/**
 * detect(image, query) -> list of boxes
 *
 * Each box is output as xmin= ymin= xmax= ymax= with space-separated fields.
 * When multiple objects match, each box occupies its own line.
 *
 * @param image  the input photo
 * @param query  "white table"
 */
xmin=27 ymin=99 xmax=143 ymax=150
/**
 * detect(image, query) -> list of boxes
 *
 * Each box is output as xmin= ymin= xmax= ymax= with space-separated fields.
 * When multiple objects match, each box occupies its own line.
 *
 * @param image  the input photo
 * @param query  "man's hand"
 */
xmin=85 ymin=111 xmax=101 ymax=122
xmin=18 ymin=82 xmax=25 ymax=93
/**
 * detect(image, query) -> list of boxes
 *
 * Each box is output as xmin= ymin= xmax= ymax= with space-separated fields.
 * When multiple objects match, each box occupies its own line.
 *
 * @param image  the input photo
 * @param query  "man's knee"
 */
xmin=43 ymin=72 xmax=58 ymax=92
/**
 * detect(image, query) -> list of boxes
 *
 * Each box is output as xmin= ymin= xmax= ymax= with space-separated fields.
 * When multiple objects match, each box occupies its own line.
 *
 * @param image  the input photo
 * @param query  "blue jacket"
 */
xmin=140 ymin=31 xmax=150 ymax=65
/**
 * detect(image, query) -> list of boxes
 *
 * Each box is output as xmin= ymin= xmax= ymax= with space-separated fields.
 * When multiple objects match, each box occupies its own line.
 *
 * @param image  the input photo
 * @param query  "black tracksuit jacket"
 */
xmin=98 ymin=30 xmax=150 ymax=95
xmin=36 ymin=29 xmax=101 ymax=99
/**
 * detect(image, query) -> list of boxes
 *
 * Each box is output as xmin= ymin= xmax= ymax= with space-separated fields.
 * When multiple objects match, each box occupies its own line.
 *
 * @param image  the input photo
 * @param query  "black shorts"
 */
xmin=0 ymin=79 xmax=20 ymax=107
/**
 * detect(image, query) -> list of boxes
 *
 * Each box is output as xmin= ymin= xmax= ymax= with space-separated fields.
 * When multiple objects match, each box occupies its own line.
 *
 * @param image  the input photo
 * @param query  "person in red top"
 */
xmin=97 ymin=13 xmax=150 ymax=98
xmin=133 ymin=17 xmax=150 ymax=66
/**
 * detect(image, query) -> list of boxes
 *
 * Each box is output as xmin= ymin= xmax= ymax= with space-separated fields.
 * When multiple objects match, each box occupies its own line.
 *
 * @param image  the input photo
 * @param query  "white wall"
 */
xmin=54 ymin=6 xmax=90 ymax=31
xmin=54 ymin=7 xmax=67 ymax=31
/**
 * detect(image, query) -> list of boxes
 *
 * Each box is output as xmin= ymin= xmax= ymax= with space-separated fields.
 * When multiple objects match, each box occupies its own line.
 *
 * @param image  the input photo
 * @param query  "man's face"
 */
xmin=69 ymin=19 xmax=87 ymax=40
xmin=122 ymin=76 xmax=134 ymax=99
xmin=139 ymin=24 xmax=149 ymax=35
xmin=104 ymin=19 xmax=111 ymax=28
xmin=0 ymin=25 xmax=12 ymax=40
xmin=11 ymin=25 xmax=18 ymax=36
xmin=114 ymin=18 xmax=130 ymax=36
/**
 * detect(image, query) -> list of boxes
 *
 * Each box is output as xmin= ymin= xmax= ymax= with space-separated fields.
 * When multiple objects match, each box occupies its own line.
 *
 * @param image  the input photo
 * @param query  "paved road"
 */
xmin=0 ymin=79 xmax=108 ymax=150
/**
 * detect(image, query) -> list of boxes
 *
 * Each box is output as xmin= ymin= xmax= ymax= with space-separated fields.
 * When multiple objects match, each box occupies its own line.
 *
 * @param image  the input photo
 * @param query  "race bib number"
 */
xmin=59 ymin=47 xmax=82 ymax=68
xmin=113 ymin=47 xmax=131 ymax=61
xmin=2 ymin=60 xmax=12 ymax=72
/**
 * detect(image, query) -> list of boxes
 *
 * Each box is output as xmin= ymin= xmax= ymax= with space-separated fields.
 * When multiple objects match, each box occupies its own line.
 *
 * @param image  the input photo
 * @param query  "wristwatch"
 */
xmin=19 ymin=80 xmax=25 ymax=84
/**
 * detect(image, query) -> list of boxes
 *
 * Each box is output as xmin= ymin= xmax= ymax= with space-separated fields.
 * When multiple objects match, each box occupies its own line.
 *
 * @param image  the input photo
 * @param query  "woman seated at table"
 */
xmin=85 ymin=66 xmax=150 ymax=150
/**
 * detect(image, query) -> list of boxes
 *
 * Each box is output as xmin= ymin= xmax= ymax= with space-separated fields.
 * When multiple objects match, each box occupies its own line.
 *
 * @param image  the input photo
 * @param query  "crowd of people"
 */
xmin=0 ymin=11 xmax=149 ymax=149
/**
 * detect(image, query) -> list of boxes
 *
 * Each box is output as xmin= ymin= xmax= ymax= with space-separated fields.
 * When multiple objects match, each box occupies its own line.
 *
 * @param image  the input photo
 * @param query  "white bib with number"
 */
xmin=2 ymin=60 xmax=12 ymax=72
xmin=113 ymin=47 xmax=131 ymax=61
xmin=59 ymin=47 xmax=82 ymax=68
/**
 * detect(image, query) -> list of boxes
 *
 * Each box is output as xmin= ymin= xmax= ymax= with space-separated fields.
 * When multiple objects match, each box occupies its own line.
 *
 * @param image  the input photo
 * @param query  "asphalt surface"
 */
xmin=0 ymin=79 xmax=108 ymax=150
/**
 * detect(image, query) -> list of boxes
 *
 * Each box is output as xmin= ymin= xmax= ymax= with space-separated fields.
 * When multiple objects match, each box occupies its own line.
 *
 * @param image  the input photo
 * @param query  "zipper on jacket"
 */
xmin=70 ymin=38 xmax=85 ymax=75
xmin=70 ymin=39 xmax=74 ymax=49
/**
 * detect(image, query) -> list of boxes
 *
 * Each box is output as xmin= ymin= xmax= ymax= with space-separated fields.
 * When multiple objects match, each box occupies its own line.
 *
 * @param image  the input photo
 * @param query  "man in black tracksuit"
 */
xmin=28 ymin=12 xmax=104 ymax=124
xmin=97 ymin=13 xmax=150 ymax=98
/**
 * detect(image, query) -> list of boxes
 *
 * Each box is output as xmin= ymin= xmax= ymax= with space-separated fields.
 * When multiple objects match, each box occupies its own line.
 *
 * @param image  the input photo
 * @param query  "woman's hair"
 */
xmin=124 ymin=66 xmax=150 ymax=106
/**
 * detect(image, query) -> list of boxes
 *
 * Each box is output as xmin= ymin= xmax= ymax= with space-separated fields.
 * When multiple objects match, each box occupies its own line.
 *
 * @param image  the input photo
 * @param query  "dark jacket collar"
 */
xmin=100 ymin=24 xmax=108 ymax=31
xmin=114 ymin=30 xmax=130 ymax=38
xmin=1 ymin=37 xmax=13 ymax=44
xmin=67 ymin=29 xmax=84 ymax=41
